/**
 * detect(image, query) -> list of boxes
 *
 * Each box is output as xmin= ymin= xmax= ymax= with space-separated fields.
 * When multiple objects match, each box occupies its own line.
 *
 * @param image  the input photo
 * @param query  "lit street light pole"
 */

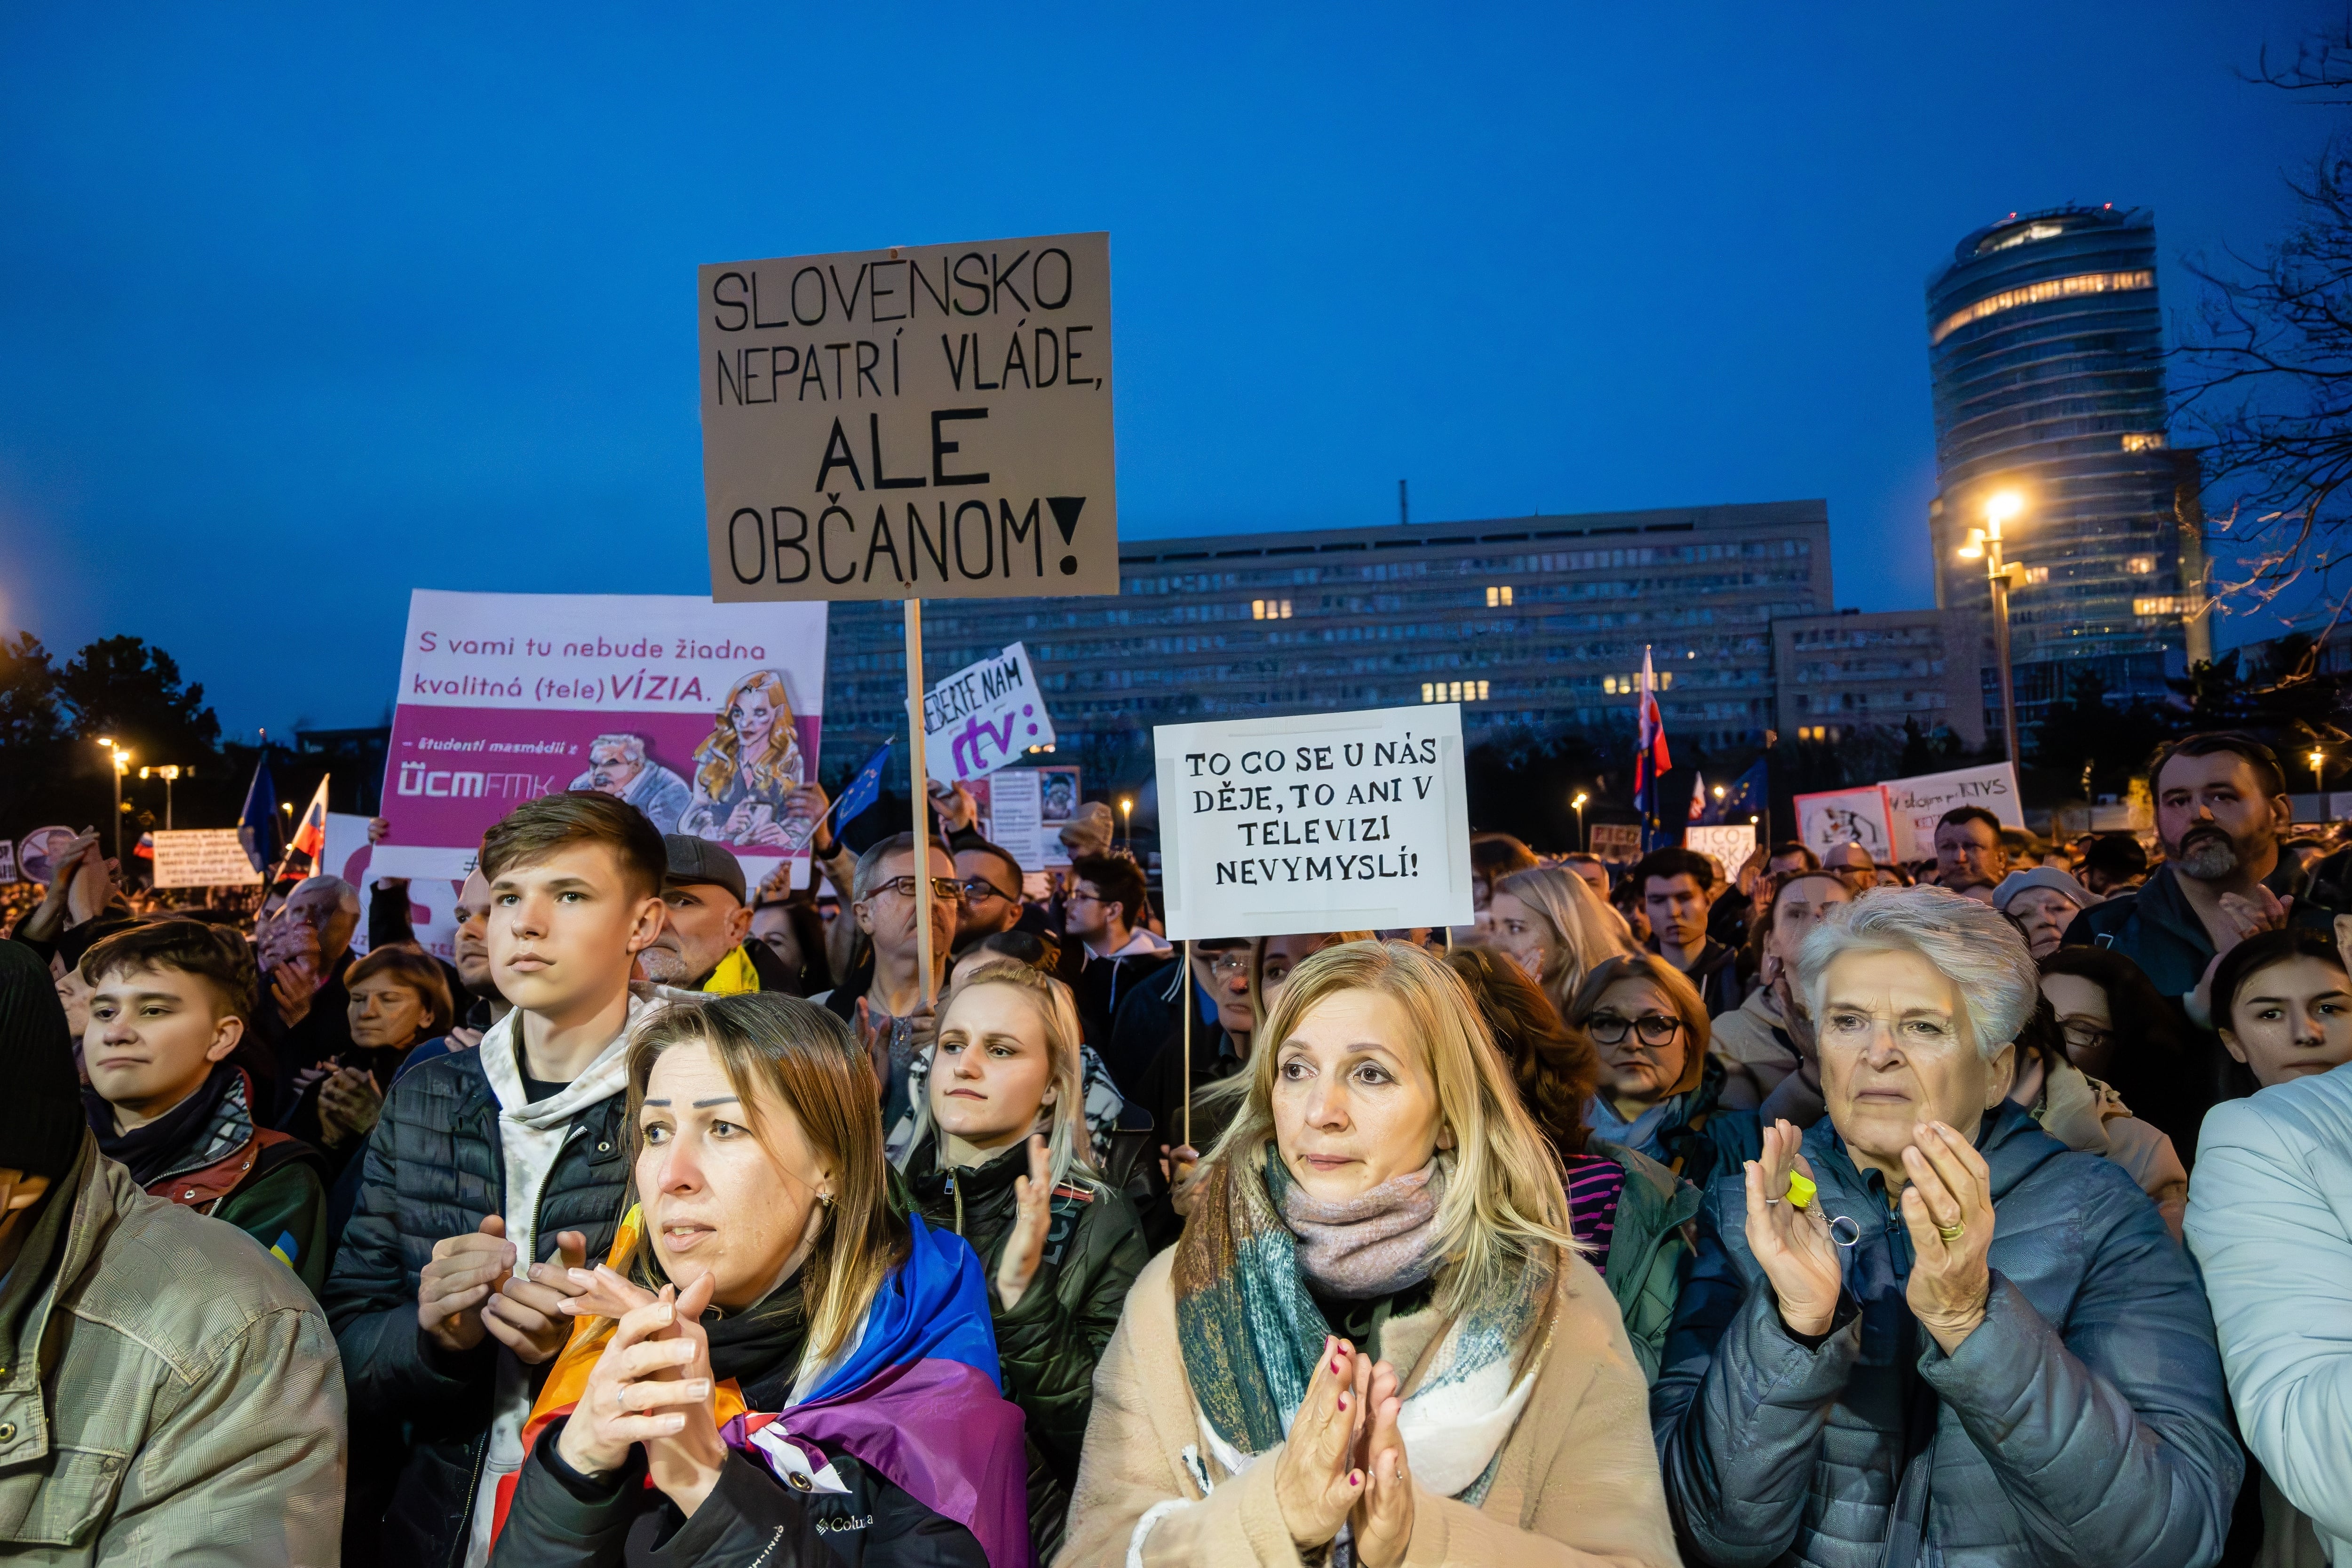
xmin=95 ymin=738 xmax=132 ymax=863
xmin=1119 ymin=796 xmax=1134 ymax=850
xmin=139 ymin=764 xmax=188 ymax=830
xmin=1572 ymin=792 xmax=1589 ymax=852
xmin=1957 ymin=491 xmax=2027 ymax=767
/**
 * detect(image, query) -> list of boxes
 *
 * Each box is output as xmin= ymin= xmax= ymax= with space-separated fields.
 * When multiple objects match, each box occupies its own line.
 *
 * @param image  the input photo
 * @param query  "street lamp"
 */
xmin=2310 ymin=748 xmax=2327 ymax=794
xmin=139 ymin=764 xmax=189 ymax=830
xmin=1957 ymin=488 xmax=2028 ymax=766
xmin=1118 ymin=796 xmax=1134 ymax=849
xmin=95 ymin=739 xmax=132 ymax=862
xmin=1571 ymin=791 xmax=1589 ymax=852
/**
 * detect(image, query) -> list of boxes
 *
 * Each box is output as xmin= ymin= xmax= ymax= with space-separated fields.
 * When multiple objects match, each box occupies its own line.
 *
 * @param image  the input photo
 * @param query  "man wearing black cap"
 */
xmin=638 ymin=834 xmax=794 ymax=993
xmin=0 ymin=937 xmax=345 ymax=1562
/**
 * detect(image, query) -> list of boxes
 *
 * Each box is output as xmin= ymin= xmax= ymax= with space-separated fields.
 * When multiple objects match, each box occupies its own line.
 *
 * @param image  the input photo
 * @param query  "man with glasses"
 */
xmin=823 ymin=832 xmax=961 ymax=1122
xmin=1062 ymin=853 xmax=1173 ymax=1052
xmin=953 ymin=841 xmax=1031 ymax=955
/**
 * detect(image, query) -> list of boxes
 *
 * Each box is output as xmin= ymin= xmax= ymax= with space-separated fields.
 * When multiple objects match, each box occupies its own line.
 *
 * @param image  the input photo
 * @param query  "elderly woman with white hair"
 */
xmin=1652 ymin=886 xmax=2240 ymax=1568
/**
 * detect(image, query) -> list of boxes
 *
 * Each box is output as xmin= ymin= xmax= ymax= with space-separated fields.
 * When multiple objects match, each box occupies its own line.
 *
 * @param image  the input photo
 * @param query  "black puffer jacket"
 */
xmin=494 ymin=1421 xmax=986 ymax=1568
xmin=901 ymin=1138 xmax=1148 ymax=1560
xmin=322 ymin=1047 xmax=633 ymax=1568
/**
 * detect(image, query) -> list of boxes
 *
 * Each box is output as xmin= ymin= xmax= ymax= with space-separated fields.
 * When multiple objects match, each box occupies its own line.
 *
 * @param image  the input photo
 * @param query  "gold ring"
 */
xmin=1936 ymin=1220 xmax=1965 ymax=1244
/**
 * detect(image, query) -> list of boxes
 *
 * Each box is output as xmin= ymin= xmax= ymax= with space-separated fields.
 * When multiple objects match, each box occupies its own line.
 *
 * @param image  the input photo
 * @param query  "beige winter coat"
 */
xmin=1054 ymin=1247 xmax=1681 ymax=1568
xmin=0 ymin=1133 xmax=346 ymax=1566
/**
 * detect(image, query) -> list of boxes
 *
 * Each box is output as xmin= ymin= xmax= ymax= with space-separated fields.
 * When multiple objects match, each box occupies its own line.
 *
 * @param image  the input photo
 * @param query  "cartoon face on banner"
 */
xmin=16 ymin=826 xmax=80 ymax=885
xmin=1794 ymin=786 xmax=1894 ymax=861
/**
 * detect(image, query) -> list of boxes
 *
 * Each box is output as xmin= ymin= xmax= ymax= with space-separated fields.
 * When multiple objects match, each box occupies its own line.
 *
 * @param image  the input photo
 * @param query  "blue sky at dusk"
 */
xmin=0 ymin=2 xmax=2335 ymax=737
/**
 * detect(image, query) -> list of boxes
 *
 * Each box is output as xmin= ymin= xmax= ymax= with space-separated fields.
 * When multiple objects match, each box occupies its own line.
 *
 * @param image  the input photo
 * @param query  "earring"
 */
xmin=817 ymin=1191 xmax=834 ymax=1208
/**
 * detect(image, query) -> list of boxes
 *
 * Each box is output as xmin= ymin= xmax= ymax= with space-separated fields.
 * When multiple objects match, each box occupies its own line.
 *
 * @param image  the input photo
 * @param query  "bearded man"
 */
xmin=2068 ymin=731 xmax=2326 ymax=1160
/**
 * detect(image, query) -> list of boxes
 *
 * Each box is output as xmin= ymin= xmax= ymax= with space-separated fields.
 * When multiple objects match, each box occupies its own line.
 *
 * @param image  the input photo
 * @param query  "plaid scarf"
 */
xmin=1172 ymin=1142 xmax=1553 ymax=1502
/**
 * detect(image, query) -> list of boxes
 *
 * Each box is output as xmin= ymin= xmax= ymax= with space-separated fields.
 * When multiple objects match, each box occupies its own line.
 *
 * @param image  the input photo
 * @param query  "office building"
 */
xmin=1771 ymin=608 xmax=1985 ymax=749
xmin=1925 ymin=204 xmax=2200 ymax=735
xmin=821 ymin=500 xmax=1834 ymax=784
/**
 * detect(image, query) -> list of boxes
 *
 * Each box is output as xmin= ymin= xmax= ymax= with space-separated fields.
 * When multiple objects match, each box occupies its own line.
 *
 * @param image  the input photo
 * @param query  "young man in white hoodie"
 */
xmin=323 ymin=791 xmax=668 ymax=1568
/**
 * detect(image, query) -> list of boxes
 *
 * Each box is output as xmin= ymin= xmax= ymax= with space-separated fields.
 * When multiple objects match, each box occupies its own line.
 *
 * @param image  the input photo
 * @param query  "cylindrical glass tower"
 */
xmin=1926 ymin=205 xmax=2191 ymax=740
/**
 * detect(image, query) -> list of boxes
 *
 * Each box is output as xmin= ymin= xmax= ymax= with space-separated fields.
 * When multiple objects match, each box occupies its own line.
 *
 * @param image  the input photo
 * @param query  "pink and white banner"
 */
xmin=373 ymin=590 xmax=827 ymax=888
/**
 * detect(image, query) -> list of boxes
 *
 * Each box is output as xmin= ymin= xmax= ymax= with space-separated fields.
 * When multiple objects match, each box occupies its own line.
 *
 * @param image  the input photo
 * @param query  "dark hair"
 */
xmin=1470 ymin=833 xmax=1540 ymax=883
xmin=2209 ymin=927 xmax=2347 ymax=1035
xmin=961 ymin=839 xmax=1025 ymax=894
xmin=1767 ymin=840 xmax=1820 ymax=870
xmin=1070 ymin=853 xmax=1148 ymax=930
xmin=2149 ymin=731 xmax=2288 ymax=801
xmin=967 ymin=929 xmax=1062 ymax=973
xmin=2038 ymin=946 xmax=2196 ymax=1143
xmin=1938 ymin=806 xmax=2003 ymax=838
xmin=752 ymin=893 xmax=833 ymax=997
xmin=480 ymin=790 xmax=667 ymax=903
xmin=343 ymin=944 xmax=457 ymax=1039
xmin=79 ymin=918 xmax=259 ymax=1023
xmin=1444 ymin=947 xmax=1598 ymax=1160
xmin=2080 ymin=833 xmax=2149 ymax=883
xmin=1633 ymin=847 xmax=1714 ymax=891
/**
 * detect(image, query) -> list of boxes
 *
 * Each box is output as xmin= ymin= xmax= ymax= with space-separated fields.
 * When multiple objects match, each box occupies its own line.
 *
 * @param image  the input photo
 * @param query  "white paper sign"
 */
xmin=699 ymin=232 xmax=1119 ymax=602
xmin=1154 ymin=704 xmax=1472 ymax=940
xmin=974 ymin=769 xmax=1048 ymax=871
xmin=1880 ymin=763 xmax=2024 ymax=863
xmin=0 ymin=840 xmax=14 ymax=883
xmin=1685 ymin=824 xmax=1758 ymax=875
xmin=922 ymin=643 xmax=1054 ymax=785
xmin=151 ymin=829 xmax=266 ymax=889
xmin=1794 ymin=787 xmax=1895 ymax=862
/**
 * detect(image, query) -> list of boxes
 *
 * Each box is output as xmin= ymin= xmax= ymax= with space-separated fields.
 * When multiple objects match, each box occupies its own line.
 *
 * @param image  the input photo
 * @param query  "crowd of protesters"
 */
xmin=5 ymin=726 xmax=2352 ymax=1565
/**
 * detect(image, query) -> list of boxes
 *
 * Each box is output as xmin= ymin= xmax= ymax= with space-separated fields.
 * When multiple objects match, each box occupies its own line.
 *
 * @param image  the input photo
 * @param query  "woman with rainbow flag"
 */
xmin=486 ymin=993 xmax=1031 ymax=1568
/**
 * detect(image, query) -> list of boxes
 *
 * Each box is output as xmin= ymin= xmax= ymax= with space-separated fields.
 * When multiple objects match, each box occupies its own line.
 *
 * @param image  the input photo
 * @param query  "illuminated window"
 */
xmin=1422 ymin=683 xmax=1435 ymax=702
xmin=2134 ymin=596 xmax=2185 ymax=617
xmin=1977 ymin=221 xmax=2067 ymax=255
xmin=2126 ymin=555 xmax=2155 ymax=575
xmin=1930 ymin=269 xmax=2156 ymax=345
xmin=1250 ymin=599 xmax=1294 ymax=620
xmin=2023 ymin=565 xmax=2050 ymax=585
xmin=1602 ymin=676 xmax=1618 ymax=694
xmin=2121 ymin=433 xmax=2168 ymax=453
xmin=1485 ymin=585 xmax=1514 ymax=607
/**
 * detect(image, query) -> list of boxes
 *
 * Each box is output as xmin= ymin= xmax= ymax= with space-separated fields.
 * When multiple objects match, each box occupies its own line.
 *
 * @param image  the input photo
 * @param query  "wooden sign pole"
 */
xmin=1181 ymin=939 xmax=1193 ymax=1151
xmin=903 ymin=597 xmax=936 ymax=1009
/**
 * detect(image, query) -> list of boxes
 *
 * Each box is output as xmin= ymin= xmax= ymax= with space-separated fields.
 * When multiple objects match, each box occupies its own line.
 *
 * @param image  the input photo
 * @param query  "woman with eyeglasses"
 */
xmin=1565 ymin=954 xmax=1759 ymax=1187
xmin=2035 ymin=946 xmax=2202 ymax=1156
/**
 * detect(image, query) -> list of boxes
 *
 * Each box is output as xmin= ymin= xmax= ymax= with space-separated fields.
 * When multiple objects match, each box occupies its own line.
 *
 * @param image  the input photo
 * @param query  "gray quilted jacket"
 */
xmin=1652 ymin=1100 xmax=2240 ymax=1568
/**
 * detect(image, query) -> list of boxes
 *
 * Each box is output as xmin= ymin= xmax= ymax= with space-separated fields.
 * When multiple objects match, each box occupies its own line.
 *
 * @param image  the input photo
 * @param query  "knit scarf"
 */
xmin=1172 ymin=1142 xmax=1553 ymax=1504
xmin=1279 ymin=1161 xmax=1444 ymax=1299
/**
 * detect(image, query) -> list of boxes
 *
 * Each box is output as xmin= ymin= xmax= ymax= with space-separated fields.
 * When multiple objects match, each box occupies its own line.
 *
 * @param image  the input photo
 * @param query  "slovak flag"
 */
xmin=1688 ymin=770 xmax=1708 ymax=822
xmin=285 ymin=776 xmax=330 ymax=877
xmin=1635 ymin=646 xmax=1673 ymax=845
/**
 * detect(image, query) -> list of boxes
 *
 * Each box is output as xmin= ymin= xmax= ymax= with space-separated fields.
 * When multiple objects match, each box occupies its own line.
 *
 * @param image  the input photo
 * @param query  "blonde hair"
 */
xmin=695 ymin=668 xmax=803 ymax=800
xmin=906 ymin=961 xmax=1097 ymax=1193
xmin=1206 ymin=939 xmax=1580 ymax=1313
xmin=1495 ymin=864 xmax=1637 ymax=1015
xmin=621 ymin=995 xmax=905 ymax=1365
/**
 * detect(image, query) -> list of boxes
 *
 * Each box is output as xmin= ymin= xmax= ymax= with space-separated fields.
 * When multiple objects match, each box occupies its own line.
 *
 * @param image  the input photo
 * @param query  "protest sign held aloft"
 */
xmin=922 ymin=642 xmax=1055 ymax=785
xmin=1155 ymin=704 xmax=1472 ymax=940
xmin=151 ymin=829 xmax=265 ymax=889
xmin=374 ymin=590 xmax=827 ymax=888
xmin=1881 ymin=761 xmax=2023 ymax=863
xmin=1794 ymin=785 xmax=1894 ymax=862
xmin=699 ymin=232 xmax=1119 ymax=602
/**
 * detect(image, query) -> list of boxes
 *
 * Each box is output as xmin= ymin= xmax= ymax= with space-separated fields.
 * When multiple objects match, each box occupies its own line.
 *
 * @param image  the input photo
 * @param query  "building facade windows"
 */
xmin=1928 ymin=266 xmax=2156 ymax=346
xmin=1485 ymin=585 xmax=1514 ymax=606
xmin=2121 ymin=433 xmax=2168 ymax=453
xmin=1251 ymin=598 xmax=1294 ymax=620
xmin=1422 ymin=680 xmax=1491 ymax=703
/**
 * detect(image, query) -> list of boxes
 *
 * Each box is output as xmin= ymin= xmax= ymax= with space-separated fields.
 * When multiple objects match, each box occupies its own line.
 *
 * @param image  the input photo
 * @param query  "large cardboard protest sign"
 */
xmin=923 ymin=643 xmax=1054 ymax=785
xmin=151 ymin=829 xmax=265 ymax=889
xmin=699 ymin=233 xmax=1118 ymax=602
xmin=374 ymin=591 xmax=827 ymax=888
xmin=1881 ymin=763 xmax=2024 ymax=863
xmin=1155 ymin=704 xmax=1472 ymax=940
xmin=1794 ymin=786 xmax=1895 ymax=862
